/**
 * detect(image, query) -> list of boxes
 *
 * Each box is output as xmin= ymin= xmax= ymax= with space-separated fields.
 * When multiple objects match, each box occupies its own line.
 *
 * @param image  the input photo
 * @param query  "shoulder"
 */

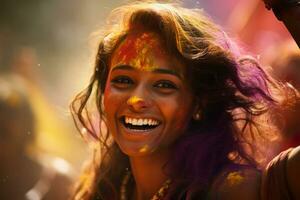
xmin=286 ymin=146 xmax=300 ymax=199
xmin=212 ymin=165 xmax=261 ymax=200
xmin=262 ymin=146 xmax=300 ymax=200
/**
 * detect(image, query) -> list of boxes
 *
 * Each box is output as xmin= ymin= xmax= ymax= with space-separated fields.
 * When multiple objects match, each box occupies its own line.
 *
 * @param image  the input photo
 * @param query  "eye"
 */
xmin=154 ymin=80 xmax=178 ymax=90
xmin=111 ymin=76 xmax=134 ymax=88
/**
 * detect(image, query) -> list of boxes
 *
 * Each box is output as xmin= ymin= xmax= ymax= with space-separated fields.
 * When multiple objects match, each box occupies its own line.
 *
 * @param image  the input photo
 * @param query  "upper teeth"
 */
xmin=125 ymin=117 xmax=159 ymax=126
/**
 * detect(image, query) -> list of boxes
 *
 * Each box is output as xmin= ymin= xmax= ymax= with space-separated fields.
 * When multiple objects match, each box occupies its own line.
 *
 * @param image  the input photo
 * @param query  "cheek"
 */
xmin=174 ymin=109 xmax=191 ymax=130
xmin=103 ymin=85 xmax=120 ymax=137
xmin=103 ymin=85 xmax=111 ymax=111
xmin=160 ymin=96 xmax=193 ymax=130
xmin=103 ymin=85 xmax=118 ymax=115
xmin=104 ymin=84 xmax=129 ymax=118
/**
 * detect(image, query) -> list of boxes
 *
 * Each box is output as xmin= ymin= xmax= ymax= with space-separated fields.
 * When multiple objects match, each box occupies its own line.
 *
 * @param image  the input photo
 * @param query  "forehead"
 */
xmin=110 ymin=31 xmax=185 ymax=74
xmin=115 ymin=31 xmax=165 ymax=55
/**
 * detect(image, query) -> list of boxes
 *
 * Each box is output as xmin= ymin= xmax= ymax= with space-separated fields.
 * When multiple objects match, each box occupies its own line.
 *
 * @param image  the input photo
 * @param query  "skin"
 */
xmin=103 ymin=31 xmax=197 ymax=199
xmin=111 ymin=31 xmax=169 ymax=72
xmin=287 ymin=146 xmax=300 ymax=199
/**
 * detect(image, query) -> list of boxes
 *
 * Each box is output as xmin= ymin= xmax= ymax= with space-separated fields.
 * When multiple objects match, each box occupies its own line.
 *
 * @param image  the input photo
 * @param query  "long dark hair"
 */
xmin=70 ymin=1 xmax=285 ymax=199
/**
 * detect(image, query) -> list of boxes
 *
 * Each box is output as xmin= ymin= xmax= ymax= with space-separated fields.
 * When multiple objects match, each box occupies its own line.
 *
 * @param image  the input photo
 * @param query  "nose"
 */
xmin=127 ymin=95 xmax=151 ymax=112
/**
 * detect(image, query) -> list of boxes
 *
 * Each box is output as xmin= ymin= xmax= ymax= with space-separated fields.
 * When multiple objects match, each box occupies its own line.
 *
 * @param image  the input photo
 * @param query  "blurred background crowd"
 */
xmin=0 ymin=0 xmax=299 ymax=199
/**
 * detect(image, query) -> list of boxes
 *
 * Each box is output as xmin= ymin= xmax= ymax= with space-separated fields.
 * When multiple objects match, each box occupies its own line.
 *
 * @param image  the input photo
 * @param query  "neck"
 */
xmin=129 ymin=148 xmax=170 ymax=200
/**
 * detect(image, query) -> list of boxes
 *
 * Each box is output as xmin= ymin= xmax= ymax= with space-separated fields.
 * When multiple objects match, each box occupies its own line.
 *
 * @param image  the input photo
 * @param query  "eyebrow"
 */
xmin=111 ymin=65 xmax=182 ymax=79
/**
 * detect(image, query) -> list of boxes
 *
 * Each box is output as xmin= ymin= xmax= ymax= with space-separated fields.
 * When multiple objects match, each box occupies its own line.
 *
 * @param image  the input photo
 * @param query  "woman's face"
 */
xmin=104 ymin=31 xmax=196 ymax=156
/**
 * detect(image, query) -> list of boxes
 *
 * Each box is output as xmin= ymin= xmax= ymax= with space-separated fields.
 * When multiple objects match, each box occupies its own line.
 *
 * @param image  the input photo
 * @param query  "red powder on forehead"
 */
xmin=115 ymin=36 xmax=137 ymax=64
xmin=113 ymin=32 xmax=166 ymax=69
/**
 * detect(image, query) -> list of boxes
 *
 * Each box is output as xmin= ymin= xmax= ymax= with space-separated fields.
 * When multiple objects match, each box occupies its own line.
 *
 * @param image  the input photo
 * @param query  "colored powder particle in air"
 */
xmin=226 ymin=172 xmax=244 ymax=186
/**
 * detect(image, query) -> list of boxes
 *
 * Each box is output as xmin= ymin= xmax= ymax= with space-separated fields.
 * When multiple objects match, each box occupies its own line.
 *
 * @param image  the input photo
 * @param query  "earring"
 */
xmin=193 ymin=112 xmax=201 ymax=121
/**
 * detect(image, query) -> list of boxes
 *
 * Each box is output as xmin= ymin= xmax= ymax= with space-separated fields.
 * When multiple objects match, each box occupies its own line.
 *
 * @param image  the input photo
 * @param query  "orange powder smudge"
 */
xmin=226 ymin=172 xmax=244 ymax=186
xmin=139 ymin=145 xmax=149 ymax=153
xmin=113 ymin=32 xmax=166 ymax=71
xmin=127 ymin=96 xmax=143 ymax=105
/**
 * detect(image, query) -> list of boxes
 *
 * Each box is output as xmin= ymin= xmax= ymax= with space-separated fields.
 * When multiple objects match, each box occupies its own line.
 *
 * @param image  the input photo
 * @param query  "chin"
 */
xmin=117 ymin=142 xmax=159 ymax=157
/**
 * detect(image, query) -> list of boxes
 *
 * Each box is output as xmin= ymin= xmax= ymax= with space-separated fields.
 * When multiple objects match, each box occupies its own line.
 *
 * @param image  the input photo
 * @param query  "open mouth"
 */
xmin=120 ymin=116 xmax=161 ymax=131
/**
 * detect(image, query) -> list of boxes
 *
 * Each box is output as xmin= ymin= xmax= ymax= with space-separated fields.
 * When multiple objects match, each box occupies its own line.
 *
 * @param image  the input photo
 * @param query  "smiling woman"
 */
xmin=105 ymin=31 xmax=195 ymax=157
xmin=70 ymin=1 xmax=287 ymax=200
